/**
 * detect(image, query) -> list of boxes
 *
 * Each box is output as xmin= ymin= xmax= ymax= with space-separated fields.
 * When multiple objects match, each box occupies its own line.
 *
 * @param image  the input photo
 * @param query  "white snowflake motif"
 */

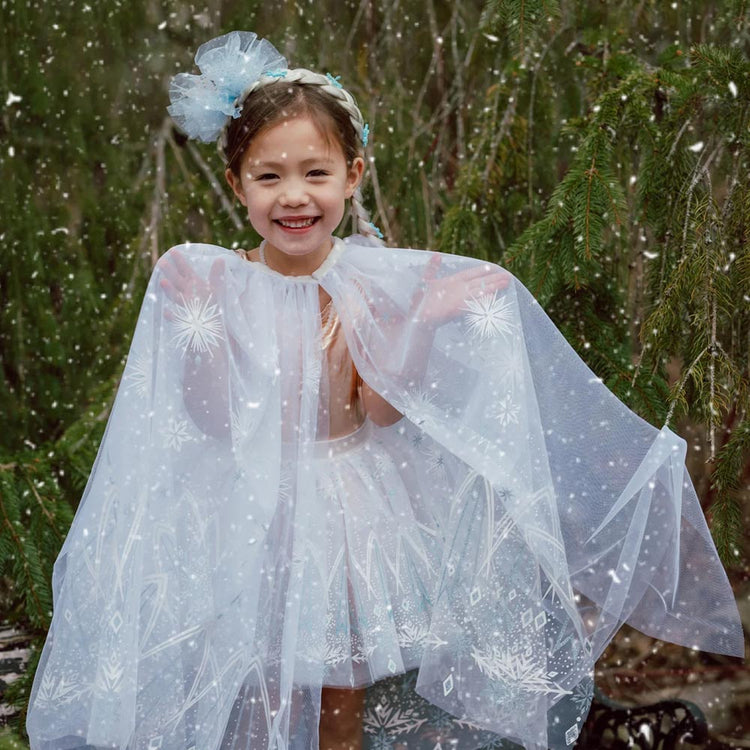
xmin=35 ymin=671 xmax=87 ymax=708
xmin=302 ymin=353 xmax=322 ymax=392
xmin=351 ymin=644 xmax=378 ymax=663
xmin=493 ymin=395 xmax=520 ymax=427
xmin=399 ymin=388 xmax=438 ymax=428
xmin=371 ymin=445 xmax=392 ymax=480
xmin=571 ymin=678 xmax=594 ymax=712
xmin=231 ymin=400 xmax=260 ymax=446
xmin=277 ymin=469 xmax=292 ymax=503
xmin=318 ymin=472 xmax=343 ymax=501
xmin=363 ymin=696 xmax=427 ymax=736
xmin=461 ymin=292 xmax=516 ymax=341
xmin=169 ymin=293 xmax=224 ymax=355
xmin=124 ymin=352 xmax=151 ymax=396
xmin=497 ymin=349 xmax=525 ymax=392
xmin=299 ymin=640 xmax=349 ymax=667
xmin=162 ymin=418 xmax=192 ymax=451
xmin=425 ymin=445 xmax=447 ymax=477
xmin=367 ymin=729 xmax=394 ymax=750
xmin=396 ymin=622 xmax=430 ymax=649
xmin=94 ymin=653 xmax=125 ymax=694
xmin=470 ymin=645 xmax=571 ymax=699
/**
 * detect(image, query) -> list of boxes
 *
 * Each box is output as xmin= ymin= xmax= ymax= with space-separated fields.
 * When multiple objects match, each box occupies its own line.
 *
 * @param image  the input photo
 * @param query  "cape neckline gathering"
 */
xmin=233 ymin=236 xmax=347 ymax=283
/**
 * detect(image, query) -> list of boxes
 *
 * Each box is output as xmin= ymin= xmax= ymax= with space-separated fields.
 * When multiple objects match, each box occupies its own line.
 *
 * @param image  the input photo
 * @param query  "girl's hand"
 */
xmin=157 ymin=249 xmax=226 ymax=321
xmin=411 ymin=254 xmax=511 ymax=327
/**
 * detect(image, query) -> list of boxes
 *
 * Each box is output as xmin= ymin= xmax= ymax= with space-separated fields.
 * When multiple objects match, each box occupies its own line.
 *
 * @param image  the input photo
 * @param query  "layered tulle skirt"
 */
xmin=298 ymin=419 xmax=444 ymax=688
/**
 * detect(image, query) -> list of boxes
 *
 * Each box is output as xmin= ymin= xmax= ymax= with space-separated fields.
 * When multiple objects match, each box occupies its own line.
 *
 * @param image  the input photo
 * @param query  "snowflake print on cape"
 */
xmin=230 ymin=398 xmax=262 ymax=447
xmin=470 ymin=644 xmax=571 ymax=700
xmin=398 ymin=387 xmax=440 ymax=428
xmin=425 ymin=444 xmax=448 ymax=477
xmin=462 ymin=292 xmax=516 ymax=341
xmin=169 ymin=293 xmax=224 ymax=355
xmin=396 ymin=621 xmax=431 ymax=649
xmin=162 ymin=418 xmax=193 ymax=451
xmin=124 ymin=352 xmax=152 ymax=396
xmin=34 ymin=671 xmax=87 ymax=708
xmin=571 ymin=676 xmax=594 ymax=712
xmin=94 ymin=653 xmax=125 ymax=694
xmin=493 ymin=394 xmax=520 ymax=427
xmin=363 ymin=695 xmax=427 ymax=739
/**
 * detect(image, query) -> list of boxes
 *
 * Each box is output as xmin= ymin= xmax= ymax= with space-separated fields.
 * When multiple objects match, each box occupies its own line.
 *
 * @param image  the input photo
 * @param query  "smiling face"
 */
xmin=226 ymin=115 xmax=364 ymax=273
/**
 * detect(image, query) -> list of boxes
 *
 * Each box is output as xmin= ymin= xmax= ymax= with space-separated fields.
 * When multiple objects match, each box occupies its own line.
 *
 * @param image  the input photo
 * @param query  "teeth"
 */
xmin=278 ymin=217 xmax=316 ymax=228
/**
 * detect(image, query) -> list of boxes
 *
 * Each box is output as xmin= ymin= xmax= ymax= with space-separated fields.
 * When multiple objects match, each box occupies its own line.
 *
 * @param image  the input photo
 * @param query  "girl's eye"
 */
xmin=257 ymin=173 xmax=278 ymax=181
xmin=308 ymin=169 xmax=329 ymax=177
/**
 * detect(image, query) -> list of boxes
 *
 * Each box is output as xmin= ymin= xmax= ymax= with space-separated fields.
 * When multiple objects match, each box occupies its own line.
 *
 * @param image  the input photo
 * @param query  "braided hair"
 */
xmin=220 ymin=69 xmax=382 ymax=245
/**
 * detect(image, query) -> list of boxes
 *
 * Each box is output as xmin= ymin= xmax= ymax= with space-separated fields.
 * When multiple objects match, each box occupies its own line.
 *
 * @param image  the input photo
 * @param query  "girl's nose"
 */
xmin=279 ymin=181 xmax=310 ymax=206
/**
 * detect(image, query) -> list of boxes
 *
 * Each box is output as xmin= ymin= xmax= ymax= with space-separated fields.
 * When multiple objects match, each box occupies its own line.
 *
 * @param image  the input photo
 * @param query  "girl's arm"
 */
xmin=357 ymin=255 xmax=509 ymax=428
xmin=157 ymin=249 xmax=231 ymax=439
xmin=361 ymin=379 xmax=403 ymax=426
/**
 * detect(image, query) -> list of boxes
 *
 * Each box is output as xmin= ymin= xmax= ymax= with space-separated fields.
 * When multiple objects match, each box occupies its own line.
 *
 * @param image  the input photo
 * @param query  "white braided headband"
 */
xmin=167 ymin=31 xmax=383 ymax=243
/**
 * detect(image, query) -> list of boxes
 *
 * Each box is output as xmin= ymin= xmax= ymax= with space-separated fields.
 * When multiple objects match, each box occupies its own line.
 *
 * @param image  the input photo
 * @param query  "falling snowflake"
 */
xmin=162 ymin=418 xmax=192 ymax=451
xmin=493 ymin=395 xmax=520 ymax=427
xmin=124 ymin=352 xmax=151 ymax=396
xmin=462 ymin=293 xmax=516 ymax=341
xmin=170 ymin=293 xmax=224 ymax=355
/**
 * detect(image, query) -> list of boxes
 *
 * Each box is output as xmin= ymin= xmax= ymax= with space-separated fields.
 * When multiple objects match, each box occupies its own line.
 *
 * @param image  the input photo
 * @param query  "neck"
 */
xmin=261 ymin=237 xmax=334 ymax=276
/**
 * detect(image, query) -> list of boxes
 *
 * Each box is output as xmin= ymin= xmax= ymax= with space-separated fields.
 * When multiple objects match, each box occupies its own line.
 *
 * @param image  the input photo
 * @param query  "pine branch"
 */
xmin=707 ymin=418 xmax=750 ymax=564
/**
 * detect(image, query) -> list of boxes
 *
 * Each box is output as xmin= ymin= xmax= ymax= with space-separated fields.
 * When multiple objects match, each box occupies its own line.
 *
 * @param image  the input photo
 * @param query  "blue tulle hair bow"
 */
xmin=167 ymin=31 xmax=287 ymax=143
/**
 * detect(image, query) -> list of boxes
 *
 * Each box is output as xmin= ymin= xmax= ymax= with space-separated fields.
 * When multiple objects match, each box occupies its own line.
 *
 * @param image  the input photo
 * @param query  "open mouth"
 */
xmin=274 ymin=217 xmax=321 ymax=229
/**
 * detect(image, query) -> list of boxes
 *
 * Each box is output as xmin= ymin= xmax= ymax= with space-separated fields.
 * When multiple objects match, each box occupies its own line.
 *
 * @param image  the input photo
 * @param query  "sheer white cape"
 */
xmin=26 ymin=235 xmax=743 ymax=750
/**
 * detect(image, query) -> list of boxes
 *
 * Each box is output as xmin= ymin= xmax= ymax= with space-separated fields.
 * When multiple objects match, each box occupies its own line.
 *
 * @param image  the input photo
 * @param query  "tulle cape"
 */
xmin=26 ymin=236 xmax=743 ymax=750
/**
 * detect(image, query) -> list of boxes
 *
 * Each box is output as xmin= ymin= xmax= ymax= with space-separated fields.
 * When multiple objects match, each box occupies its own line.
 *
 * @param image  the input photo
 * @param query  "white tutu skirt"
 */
xmin=300 ymin=419 xmax=444 ymax=689
xmin=221 ymin=419 xmax=524 ymax=750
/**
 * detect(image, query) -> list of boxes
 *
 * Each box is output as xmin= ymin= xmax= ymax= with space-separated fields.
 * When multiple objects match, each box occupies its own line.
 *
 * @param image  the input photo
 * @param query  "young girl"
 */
xmin=26 ymin=31 xmax=742 ymax=750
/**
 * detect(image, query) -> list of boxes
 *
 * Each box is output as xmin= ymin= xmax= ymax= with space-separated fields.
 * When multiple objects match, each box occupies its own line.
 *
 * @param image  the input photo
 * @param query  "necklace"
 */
xmin=259 ymin=242 xmax=267 ymax=266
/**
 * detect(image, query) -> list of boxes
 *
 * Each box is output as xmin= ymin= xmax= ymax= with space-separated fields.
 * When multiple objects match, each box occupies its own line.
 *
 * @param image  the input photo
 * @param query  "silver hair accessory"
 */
xmin=167 ymin=30 xmax=382 ymax=243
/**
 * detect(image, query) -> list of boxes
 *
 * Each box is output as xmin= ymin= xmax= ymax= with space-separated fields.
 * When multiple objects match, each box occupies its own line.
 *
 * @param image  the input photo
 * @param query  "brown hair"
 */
xmin=225 ymin=82 xmax=361 ymax=180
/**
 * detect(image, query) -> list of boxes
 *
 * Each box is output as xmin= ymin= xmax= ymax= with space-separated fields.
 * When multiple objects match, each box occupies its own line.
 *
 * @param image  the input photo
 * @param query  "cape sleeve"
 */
xmin=320 ymin=237 xmax=743 ymax=746
xmin=26 ymin=244 xmax=310 ymax=749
